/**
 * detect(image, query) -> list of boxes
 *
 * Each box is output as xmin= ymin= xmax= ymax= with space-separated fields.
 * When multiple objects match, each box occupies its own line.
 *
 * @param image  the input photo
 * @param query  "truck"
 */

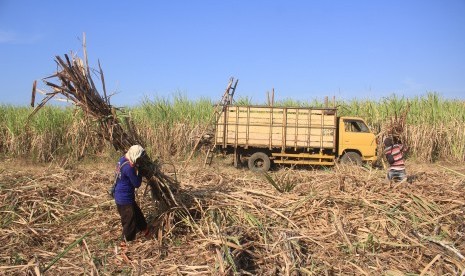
xmin=212 ymin=105 xmax=377 ymax=172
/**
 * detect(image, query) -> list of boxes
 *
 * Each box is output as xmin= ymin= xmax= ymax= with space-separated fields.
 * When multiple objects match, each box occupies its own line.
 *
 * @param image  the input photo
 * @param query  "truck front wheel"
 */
xmin=248 ymin=152 xmax=271 ymax=172
xmin=340 ymin=152 xmax=362 ymax=166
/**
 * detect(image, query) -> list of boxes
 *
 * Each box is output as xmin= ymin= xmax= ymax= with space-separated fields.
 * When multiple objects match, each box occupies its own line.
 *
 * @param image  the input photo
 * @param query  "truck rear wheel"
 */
xmin=340 ymin=152 xmax=362 ymax=166
xmin=248 ymin=152 xmax=271 ymax=172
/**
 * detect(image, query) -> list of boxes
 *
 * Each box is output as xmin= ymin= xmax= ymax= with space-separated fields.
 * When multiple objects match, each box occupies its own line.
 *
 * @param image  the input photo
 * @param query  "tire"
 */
xmin=248 ymin=152 xmax=271 ymax=172
xmin=340 ymin=152 xmax=362 ymax=166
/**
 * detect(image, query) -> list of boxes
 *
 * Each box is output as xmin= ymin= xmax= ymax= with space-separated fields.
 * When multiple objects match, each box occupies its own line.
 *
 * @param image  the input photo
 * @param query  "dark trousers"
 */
xmin=117 ymin=202 xmax=147 ymax=241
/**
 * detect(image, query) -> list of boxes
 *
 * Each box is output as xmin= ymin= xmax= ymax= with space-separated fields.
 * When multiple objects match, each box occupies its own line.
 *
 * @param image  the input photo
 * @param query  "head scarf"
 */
xmin=125 ymin=145 xmax=145 ymax=164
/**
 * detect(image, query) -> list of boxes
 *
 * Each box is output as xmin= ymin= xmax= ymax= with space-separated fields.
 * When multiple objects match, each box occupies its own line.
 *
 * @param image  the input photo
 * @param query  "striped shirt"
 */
xmin=384 ymin=144 xmax=405 ymax=171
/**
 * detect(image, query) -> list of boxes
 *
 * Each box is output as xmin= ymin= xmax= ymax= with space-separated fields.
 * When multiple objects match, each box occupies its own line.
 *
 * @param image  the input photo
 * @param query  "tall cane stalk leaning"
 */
xmin=29 ymin=37 xmax=180 ymax=220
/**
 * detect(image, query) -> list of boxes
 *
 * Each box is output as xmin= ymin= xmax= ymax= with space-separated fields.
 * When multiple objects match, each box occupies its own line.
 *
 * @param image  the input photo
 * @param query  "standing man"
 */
xmin=114 ymin=145 xmax=149 ymax=247
xmin=383 ymin=136 xmax=407 ymax=182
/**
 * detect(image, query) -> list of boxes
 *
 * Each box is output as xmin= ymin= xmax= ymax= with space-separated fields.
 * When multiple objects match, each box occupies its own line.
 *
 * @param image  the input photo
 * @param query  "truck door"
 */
xmin=339 ymin=118 xmax=377 ymax=160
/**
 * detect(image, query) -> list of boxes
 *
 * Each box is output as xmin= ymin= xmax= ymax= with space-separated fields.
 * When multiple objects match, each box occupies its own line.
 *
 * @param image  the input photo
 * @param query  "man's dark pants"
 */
xmin=117 ymin=202 xmax=147 ymax=241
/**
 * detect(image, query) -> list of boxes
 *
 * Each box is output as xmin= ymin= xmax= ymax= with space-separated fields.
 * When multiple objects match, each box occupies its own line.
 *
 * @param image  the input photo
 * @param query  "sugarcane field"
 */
xmin=1 ymin=45 xmax=465 ymax=276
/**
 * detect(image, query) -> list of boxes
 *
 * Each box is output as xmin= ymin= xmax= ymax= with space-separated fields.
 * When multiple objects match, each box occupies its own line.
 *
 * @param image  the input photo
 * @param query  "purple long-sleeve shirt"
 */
xmin=114 ymin=156 xmax=142 ymax=205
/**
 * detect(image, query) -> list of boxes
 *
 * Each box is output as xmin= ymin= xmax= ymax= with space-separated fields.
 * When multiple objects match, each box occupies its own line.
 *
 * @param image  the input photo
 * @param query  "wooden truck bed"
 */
xmin=215 ymin=106 xmax=337 ymax=151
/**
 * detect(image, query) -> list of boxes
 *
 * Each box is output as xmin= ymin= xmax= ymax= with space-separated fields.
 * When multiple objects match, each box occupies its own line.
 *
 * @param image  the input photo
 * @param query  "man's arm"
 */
xmin=399 ymin=144 xmax=409 ymax=153
xmin=125 ymin=166 xmax=143 ymax=188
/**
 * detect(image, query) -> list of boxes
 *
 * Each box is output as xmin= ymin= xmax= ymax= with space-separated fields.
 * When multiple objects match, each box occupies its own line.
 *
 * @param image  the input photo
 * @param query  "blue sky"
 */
xmin=1 ymin=1 xmax=464 ymax=106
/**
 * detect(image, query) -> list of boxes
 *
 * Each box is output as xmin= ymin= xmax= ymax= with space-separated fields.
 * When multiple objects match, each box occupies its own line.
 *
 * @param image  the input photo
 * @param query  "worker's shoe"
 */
xmin=141 ymin=225 xmax=153 ymax=239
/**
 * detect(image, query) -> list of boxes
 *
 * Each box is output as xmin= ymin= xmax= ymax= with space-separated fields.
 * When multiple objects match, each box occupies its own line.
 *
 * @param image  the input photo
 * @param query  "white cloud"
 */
xmin=0 ymin=30 xmax=16 ymax=43
xmin=0 ymin=30 xmax=42 ymax=44
xmin=402 ymin=77 xmax=424 ymax=92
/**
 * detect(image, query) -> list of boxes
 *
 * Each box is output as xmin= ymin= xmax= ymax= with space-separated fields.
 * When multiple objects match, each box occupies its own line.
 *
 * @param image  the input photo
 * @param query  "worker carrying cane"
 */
xmin=113 ymin=145 xmax=150 ymax=247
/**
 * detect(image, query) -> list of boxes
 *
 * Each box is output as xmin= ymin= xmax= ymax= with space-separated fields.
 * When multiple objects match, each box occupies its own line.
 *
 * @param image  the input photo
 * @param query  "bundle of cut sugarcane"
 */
xmin=29 ymin=42 xmax=179 ymax=211
xmin=375 ymin=103 xmax=411 ymax=164
xmin=384 ymin=103 xmax=410 ymax=144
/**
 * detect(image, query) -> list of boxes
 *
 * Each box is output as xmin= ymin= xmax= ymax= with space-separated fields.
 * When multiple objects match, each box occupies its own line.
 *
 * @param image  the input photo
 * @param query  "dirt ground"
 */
xmin=0 ymin=157 xmax=464 ymax=275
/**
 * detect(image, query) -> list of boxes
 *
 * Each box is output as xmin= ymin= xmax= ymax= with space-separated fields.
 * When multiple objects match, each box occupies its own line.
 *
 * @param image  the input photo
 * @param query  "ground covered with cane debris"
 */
xmin=0 ymin=158 xmax=464 ymax=275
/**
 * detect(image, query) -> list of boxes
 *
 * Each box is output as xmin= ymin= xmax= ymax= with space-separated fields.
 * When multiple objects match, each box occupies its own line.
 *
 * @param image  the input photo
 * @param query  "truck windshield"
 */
xmin=344 ymin=120 xmax=370 ymax=133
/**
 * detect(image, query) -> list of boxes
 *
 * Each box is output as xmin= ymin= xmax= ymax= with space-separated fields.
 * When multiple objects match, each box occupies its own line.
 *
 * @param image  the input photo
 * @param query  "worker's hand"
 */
xmin=402 ymin=145 xmax=409 ymax=153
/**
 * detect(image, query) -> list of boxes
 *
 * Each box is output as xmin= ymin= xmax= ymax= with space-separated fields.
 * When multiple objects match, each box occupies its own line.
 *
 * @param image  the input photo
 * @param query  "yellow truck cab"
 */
xmin=213 ymin=105 xmax=377 ymax=171
xmin=338 ymin=117 xmax=378 ymax=165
